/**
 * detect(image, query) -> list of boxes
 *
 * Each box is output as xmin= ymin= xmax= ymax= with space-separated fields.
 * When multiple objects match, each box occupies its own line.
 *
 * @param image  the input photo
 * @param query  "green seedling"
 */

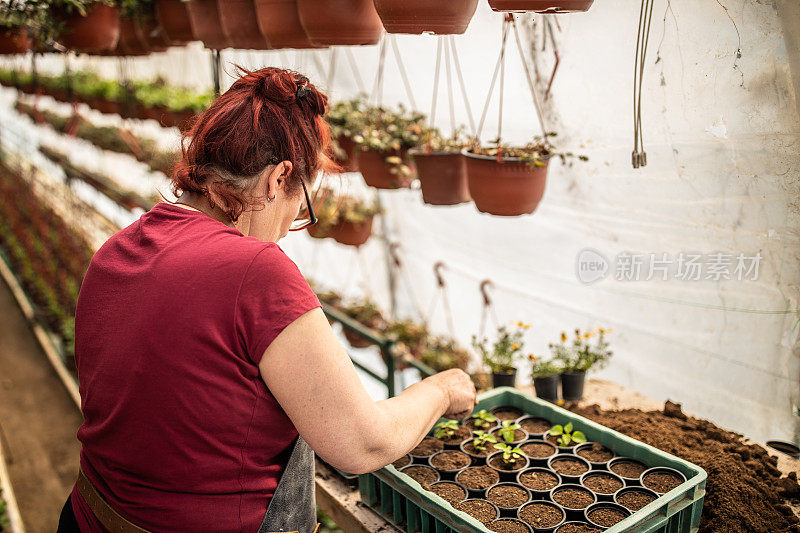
xmin=493 ymin=442 xmax=525 ymax=464
xmin=469 ymin=409 xmax=497 ymax=429
xmin=472 ymin=431 xmax=497 ymax=452
xmin=549 ymin=422 xmax=587 ymax=447
xmin=434 ymin=420 xmax=460 ymax=440
xmin=497 ymin=421 xmax=522 ymax=443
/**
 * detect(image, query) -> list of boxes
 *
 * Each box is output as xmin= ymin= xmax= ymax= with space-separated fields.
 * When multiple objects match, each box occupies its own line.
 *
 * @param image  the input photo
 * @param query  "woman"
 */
xmin=57 ymin=67 xmax=476 ymax=533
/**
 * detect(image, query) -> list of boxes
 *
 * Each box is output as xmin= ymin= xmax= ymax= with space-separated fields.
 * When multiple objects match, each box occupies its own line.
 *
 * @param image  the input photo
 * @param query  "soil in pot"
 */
xmin=615 ymin=488 xmax=657 ymax=511
xmin=518 ymin=468 xmax=559 ymax=492
xmin=410 ymin=436 xmax=444 ymax=458
xmin=58 ymin=3 xmax=121 ymax=52
xmin=641 ymin=468 xmax=685 ymax=494
xmin=392 ymin=454 xmax=411 ymax=469
xmin=217 ymin=0 xmax=270 ymax=49
xmin=491 ymin=427 xmax=527 ymax=444
xmin=400 ymin=465 xmax=439 ymax=488
xmin=430 ymin=450 xmax=471 ymax=472
xmin=608 ymin=458 xmax=647 ymax=481
xmin=585 ymin=504 xmax=629 ymax=528
xmin=254 ymin=0 xmax=317 ymax=49
xmin=487 ymin=483 xmax=531 ymax=510
xmin=455 ymin=499 xmax=499 ymax=525
xmin=456 ymin=465 xmax=500 ymax=491
xmin=581 ymin=472 xmax=624 ymax=495
xmin=429 ymin=480 xmax=467 ymax=505
xmin=518 ymin=502 xmax=565 ymax=530
xmin=462 ymin=439 xmax=493 ymax=459
xmin=575 ymin=443 xmax=614 ymax=464
xmin=491 ymin=406 xmax=524 ymax=421
xmin=518 ymin=416 xmax=551 ymax=435
xmin=411 ymin=150 xmax=471 ymax=206
xmin=552 ymin=486 xmax=595 ymax=510
xmin=488 ymin=453 xmax=528 ymax=473
xmin=463 ymin=148 xmax=548 ymax=216
xmin=520 ymin=441 xmax=557 ymax=460
xmin=488 ymin=0 xmax=594 ymax=13
xmin=555 ymin=523 xmax=600 ymax=533
xmin=546 ymin=434 xmax=578 ymax=449
xmin=297 ymin=0 xmax=382 ymax=45
xmin=465 ymin=417 xmax=499 ymax=432
xmin=488 ymin=519 xmax=533 ymax=533
xmin=549 ymin=457 xmax=590 ymax=477
xmin=373 ymin=0 xmax=479 ymax=34
xmin=437 ymin=425 xmax=472 ymax=447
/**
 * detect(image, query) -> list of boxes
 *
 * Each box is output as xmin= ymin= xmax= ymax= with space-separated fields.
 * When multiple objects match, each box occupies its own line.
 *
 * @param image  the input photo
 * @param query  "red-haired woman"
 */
xmin=56 ymin=67 xmax=476 ymax=533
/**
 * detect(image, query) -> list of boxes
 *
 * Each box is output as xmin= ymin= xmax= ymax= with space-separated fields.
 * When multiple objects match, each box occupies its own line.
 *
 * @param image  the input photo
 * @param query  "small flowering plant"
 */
xmin=550 ymin=328 xmax=613 ymax=373
xmin=528 ymin=354 xmax=562 ymax=379
xmin=417 ymin=126 xmax=477 ymax=154
xmin=472 ymin=322 xmax=530 ymax=374
xmin=469 ymin=133 xmax=589 ymax=169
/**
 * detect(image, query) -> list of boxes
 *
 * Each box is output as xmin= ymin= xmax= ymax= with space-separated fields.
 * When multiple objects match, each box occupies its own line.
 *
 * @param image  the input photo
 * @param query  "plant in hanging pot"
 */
xmin=416 ymin=336 xmax=470 ymax=373
xmin=185 ymin=0 xmax=231 ymax=49
xmin=487 ymin=0 xmax=594 ymax=14
xmin=373 ymin=0 xmax=478 ymax=35
xmin=155 ymin=0 xmax=194 ymax=43
xmin=409 ymin=127 xmax=474 ymax=206
xmin=353 ymin=104 xmax=426 ymax=190
xmin=306 ymin=189 xmax=380 ymax=247
xmin=53 ymin=0 xmax=122 ymax=52
xmin=463 ymin=134 xmax=587 ymax=216
xmin=471 ymin=322 xmax=529 ymax=389
xmin=216 ymin=0 xmax=270 ymax=49
xmin=326 ymin=98 xmax=368 ymax=172
xmin=0 ymin=6 xmax=32 ymax=55
xmin=339 ymin=298 xmax=386 ymax=348
xmin=297 ymin=0 xmax=382 ymax=46
xmin=550 ymin=328 xmax=613 ymax=402
xmin=253 ymin=0 xmax=317 ymax=49
xmin=528 ymin=354 xmax=561 ymax=403
xmin=166 ymin=86 xmax=214 ymax=131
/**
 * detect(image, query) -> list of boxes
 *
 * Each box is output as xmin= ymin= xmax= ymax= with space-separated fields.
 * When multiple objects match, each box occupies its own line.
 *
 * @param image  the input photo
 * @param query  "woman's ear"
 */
xmin=265 ymin=161 xmax=294 ymax=200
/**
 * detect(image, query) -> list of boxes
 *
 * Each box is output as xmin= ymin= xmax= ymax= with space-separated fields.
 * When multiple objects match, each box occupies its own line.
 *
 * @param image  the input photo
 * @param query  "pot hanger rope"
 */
xmin=389 ymin=242 xmax=427 ymax=322
xmin=344 ymin=47 xmax=367 ymax=95
xmin=632 ymin=0 xmax=655 ymax=168
xmin=326 ymin=48 xmax=338 ymax=94
xmin=424 ymin=261 xmax=457 ymax=339
xmin=430 ymin=36 xmax=476 ymax=140
xmin=448 ymin=36 xmax=477 ymax=137
xmin=370 ymin=34 xmax=417 ymax=111
xmin=477 ymin=279 xmax=501 ymax=340
xmin=370 ymin=35 xmax=388 ymax=108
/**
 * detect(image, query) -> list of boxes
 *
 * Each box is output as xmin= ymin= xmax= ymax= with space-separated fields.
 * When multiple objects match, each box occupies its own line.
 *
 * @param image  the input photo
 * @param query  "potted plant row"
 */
xmin=307 ymin=188 xmax=380 ymax=247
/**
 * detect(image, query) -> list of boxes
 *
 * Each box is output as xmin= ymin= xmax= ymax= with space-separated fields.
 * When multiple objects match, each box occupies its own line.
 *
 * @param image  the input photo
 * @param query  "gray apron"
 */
xmin=258 ymin=435 xmax=319 ymax=533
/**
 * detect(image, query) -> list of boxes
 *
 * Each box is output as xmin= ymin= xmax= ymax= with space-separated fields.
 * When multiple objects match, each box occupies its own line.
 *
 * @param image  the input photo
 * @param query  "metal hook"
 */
xmin=389 ymin=242 xmax=402 ymax=268
xmin=479 ymin=279 xmax=494 ymax=307
xmin=433 ymin=261 xmax=446 ymax=288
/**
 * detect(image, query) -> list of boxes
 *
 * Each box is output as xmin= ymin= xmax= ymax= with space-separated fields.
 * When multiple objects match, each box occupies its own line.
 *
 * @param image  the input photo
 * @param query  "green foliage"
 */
xmin=469 ymin=409 xmax=497 ymax=429
xmin=0 ymin=485 xmax=8 ymax=532
xmin=497 ymin=421 xmax=522 ymax=443
xmin=493 ymin=442 xmax=525 ymax=464
xmin=472 ymin=322 xmax=530 ymax=374
xmin=434 ymin=420 xmax=460 ymax=440
xmin=549 ymin=422 xmax=587 ymax=447
xmin=550 ymin=328 xmax=613 ymax=373
xmin=416 ymin=126 xmax=476 ymax=154
xmin=528 ymin=355 xmax=562 ymax=379
xmin=316 ymin=508 xmax=342 ymax=533
xmin=471 ymin=133 xmax=588 ymax=170
xmin=471 ymin=430 xmax=497 ymax=452
xmin=311 ymin=188 xmax=381 ymax=235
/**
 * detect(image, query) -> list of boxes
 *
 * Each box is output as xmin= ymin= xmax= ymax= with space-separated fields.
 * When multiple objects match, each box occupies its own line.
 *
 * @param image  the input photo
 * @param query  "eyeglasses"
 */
xmin=289 ymin=176 xmax=318 ymax=231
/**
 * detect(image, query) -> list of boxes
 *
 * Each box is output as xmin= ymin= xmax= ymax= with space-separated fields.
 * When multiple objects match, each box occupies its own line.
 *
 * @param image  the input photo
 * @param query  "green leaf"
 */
xmin=550 ymin=425 xmax=563 ymax=436
xmin=564 ymin=422 xmax=573 ymax=433
xmin=572 ymin=431 xmax=587 ymax=444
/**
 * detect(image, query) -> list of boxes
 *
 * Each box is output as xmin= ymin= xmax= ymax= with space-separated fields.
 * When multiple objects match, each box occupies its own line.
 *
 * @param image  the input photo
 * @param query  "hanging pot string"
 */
xmin=390 ymin=35 xmax=418 ymax=112
xmin=429 ymin=36 xmax=444 ymax=140
xmin=443 ymin=35 xmax=456 ymax=134
xmin=633 ymin=0 xmax=655 ymax=168
xmin=429 ymin=36 xmax=473 ymax=145
xmin=448 ymin=36 xmax=477 ymax=138
xmin=326 ymin=48 xmax=338 ymax=94
xmin=344 ymin=47 xmax=367 ymax=95
xmin=542 ymin=17 xmax=560 ymax=99
xmin=510 ymin=15 xmax=548 ymax=139
xmin=476 ymin=19 xmax=509 ymax=142
xmin=389 ymin=242 xmax=427 ymax=322
xmin=477 ymin=279 xmax=501 ymax=340
xmin=370 ymin=35 xmax=418 ymax=111
xmin=424 ymin=261 xmax=457 ymax=339
xmin=370 ymin=35 xmax=388 ymax=108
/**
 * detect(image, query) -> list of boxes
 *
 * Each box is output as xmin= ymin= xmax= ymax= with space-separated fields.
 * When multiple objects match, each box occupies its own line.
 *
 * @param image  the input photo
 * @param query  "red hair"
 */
xmin=170 ymin=66 xmax=339 ymax=223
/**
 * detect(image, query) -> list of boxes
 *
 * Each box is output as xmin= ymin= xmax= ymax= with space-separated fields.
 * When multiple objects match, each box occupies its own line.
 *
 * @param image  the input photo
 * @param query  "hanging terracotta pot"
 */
xmin=409 ymin=149 xmax=470 ymax=205
xmin=373 ymin=0 xmax=478 ymax=35
xmin=0 ymin=27 xmax=30 ymax=55
xmin=488 ymin=0 xmax=593 ymax=13
xmin=463 ymin=148 xmax=549 ymax=216
xmin=343 ymin=329 xmax=374 ymax=348
xmin=155 ymin=0 xmax=195 ymax=43
xmin=217 ymin=0 xmax=271 ymax=49
xmin=144 ymin=18 xmax=173 ymax=50
xmin=357 ymin=149 xmax=413 ymax=190
xmin=58 ymin=3 xmax=121 ymax=52
xmin=186 ymin=0 xmax=231 ymax=49
xmin=334 ymin=135 xmax=359 ymax=172
xmin=253 ymin=0 xmax=317 ymax=49
xmin=118 ymin=17 xmax=154 ymax=55
xmin=297 ymin=0 xmax=382 ymax=46
xmin=330 ymin=217 xmax=374 ymax=247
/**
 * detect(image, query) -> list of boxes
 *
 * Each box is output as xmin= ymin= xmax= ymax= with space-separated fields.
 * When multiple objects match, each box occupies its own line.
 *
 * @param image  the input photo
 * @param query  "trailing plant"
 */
xmin=549 ymin=422 xmax=586 ymax=447
xmin=550 ymin=328 xmax=613 ymax=373
xmin=468 ymin=409 xmax=497 ymax=430
xmin=529 ymin=354 xmax=562 ymax=379
xmin=470 ymin=133 xmax=588 ymax=169
xmin=471 ymin=430 xmax=497 ymax=452
xmin=493 ymin=442 xmax=525 ymax=465
xmin=418 ymin=126 xmax=476 ymax=154
xmin=496 ymin=421 xmax=522 ymax=443
xmin=311 ymin=189 xmax=381 ymax=235
xmin=434 ymin=420 xmax=460 ymax=440
xmin=472 ymin=322 xmax=530 ymax=374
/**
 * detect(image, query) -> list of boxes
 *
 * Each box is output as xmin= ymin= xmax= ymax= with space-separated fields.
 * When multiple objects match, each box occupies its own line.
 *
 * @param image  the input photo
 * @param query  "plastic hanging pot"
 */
xmin=117 ymin=17 xmax=151 ymax=55
xmin=488 ymin=0 xmax=594 ymax=13
xmin=533 ymin=374 xmax=559 ymax=403
xmin=186 ymin=0 xmax=231 ymax=49
xmin=373 ymin=0 xmax=479 ymax=35
xmin=155 ymin=0 xmax=195 ymax=43
xmin=409 ymin=149 xmax=471 ymax=206
xmin=58 ymin=3 xmax=121 ymax=53
xmin=357 ymin=149 xmax=413 ymax=190
xmin=329 ymin=217 xmax=374 ymax=247
xmin=463 ymin=148 xmax=549 ymax=216
xmin=253 ymin=0 xmax=317 ymax=49
xmin=297 ymin=0 xmax=382 ymax=46
xmin=218 ymin=0 xmax=271 ymax=49
xmin=561 ymin=370 xmax=586 ymax=402
xmin=0 ymin=27 xmax=30 ymax=55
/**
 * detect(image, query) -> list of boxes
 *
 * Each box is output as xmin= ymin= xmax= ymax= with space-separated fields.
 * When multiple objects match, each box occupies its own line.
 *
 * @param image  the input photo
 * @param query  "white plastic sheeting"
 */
xmin=4 ymin=0 xmax=799 ymax=444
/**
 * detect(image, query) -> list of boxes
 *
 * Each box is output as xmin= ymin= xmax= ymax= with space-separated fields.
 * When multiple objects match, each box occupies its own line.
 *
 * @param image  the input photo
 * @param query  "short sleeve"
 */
xmin=235 ymin=244 xmax=321 ymax=365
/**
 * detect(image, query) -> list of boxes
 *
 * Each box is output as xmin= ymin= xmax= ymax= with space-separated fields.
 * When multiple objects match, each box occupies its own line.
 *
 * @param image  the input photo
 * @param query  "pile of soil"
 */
xmin=570 ymin=401 xmax=800 ymax=532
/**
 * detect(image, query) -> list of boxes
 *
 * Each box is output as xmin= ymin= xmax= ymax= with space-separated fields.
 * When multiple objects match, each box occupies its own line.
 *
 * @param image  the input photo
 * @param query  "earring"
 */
xmin=267 ymin=194 xmax=275 ymax=203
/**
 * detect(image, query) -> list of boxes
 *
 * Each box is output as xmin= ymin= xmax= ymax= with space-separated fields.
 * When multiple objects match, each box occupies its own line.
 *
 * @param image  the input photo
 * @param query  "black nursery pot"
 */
xmin=549 ymin=483 xmax=597 ymax=522
xmin=493 ymin=368 xmax=517 ymax=388
xmin=584 ymin=502 xmax=631 ymax=530
xmin=560 ymin=370 xmax=586 ymax=401
xmin=533 ymin=374 xmax=560 ymax=403
xmin=640 ymin=466 xmax=687 ymax=494
xmin=613 ymin=486 xmax=659 ymax=512
xmin=487 ymin=451 xmax=530 ymax=482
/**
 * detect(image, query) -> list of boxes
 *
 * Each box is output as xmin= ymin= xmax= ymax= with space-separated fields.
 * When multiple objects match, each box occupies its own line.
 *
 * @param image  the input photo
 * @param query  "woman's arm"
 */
xmin=258 ymin=307 xmax=477 ymax=475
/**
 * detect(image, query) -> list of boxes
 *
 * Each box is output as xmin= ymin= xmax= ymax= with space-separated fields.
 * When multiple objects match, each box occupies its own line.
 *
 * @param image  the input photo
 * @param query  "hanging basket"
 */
xmin=344 ymin=329 xmax=374 ymax=348
xmin=297 ymin=0 xmax=382 ymax=45
xmin=117 ymin=17 xmax=151 ymax=55
xmin=463 ymin=148 xmax=549 ymax=216
xmin=334 ymin=135 xmax=359 ymax=172
xmin=373 ymin=0 xmax=478 ymax=35
xmin=357 ymin=149 xmax=413 ymax=190
xmin=253 ymin=0 xmax=317 ymax=49
xmin=155 ymin=0 xmax=195 ymax=43
xmin=185 ymin=0 xmax=231 ymax=49
xmin=218 ymin=0 xmax=271 ymax=49
xmin=488 ymin=0 xmax=593 ymax=13
xmin=0 ymin=27 xmax=30 ymax=55
xmin=58 ymin=3 xmax=121 ymax=52
xmin=409 ymin=149 xmax=471 ymax=206
xmin=308 ymin=217 xmax=373 ymax=247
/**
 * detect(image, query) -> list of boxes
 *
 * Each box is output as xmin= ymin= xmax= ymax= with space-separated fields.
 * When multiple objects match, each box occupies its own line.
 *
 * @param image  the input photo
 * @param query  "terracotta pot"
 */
xmin=330 ymin=217 xmax=373 ymax=247
xmin=463 ymin=148 xmax=549 ymax=216
xmin=118 ymin=17 xmax=150 ymax=55
xmin=410 ymin=149 xmax=470 ymax=205
xmin=357 ymin=149 xmax=412 ymax=190
xmin=146 ymin=105 xmax=173 ymax=126
xmin=373 ymin=0 xmax=478 ymax=35
xmin=254 ymin=0 xmax=317 ymax=49
xmin=297 ymin=0 xmax=382 ymax=46
xmin=334 ymin=135 xmax=359 ymax=172
xmin=58 ymin=3 xmax=121 ymax=52
xmin=171 ymin=110 xmax=198 ymax=132
xmin=344 ymin=329 xmax=374 ymax=348
xmin=488 ymin=0 xmax=593 ymax=13
xmin=145 ymin=19 xmax=173 ymax=50
xmin=218 ymin=0 xmax=271 ymax=49
xmin=156 ymin=0 xmax=195 ymax=43
xmin=0 ymin=27 xmax=30 ymax=55
xmin=186 ymin=0 xmax=231 ymax=49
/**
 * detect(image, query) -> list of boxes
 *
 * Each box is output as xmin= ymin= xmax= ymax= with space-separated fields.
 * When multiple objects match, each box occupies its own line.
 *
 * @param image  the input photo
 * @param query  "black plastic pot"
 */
xmin=429 ymin=480 xmax=468 ymax=506
xmin=519 ymin=440 xmax=558 ymax=467
xmin=613 ymin=486 xmax=659 ymax=512
xmin=554 ymin=521 xmax=600 ymax=533
xmin=455 ymin=466 xmax=500 ymax=499
xmin=766 ymin=440 xmax=800 ymax=458
xmin=516 ymin=415 xmax=552 ymax=439
xmin=533 ymin=374 xmax=560 ymax=402
xmin=547 ymin=455 xmax=591 ymax=484
xmin=490 ymin=519 xmax=534 ymax=533
xmin=517 ymin=467 xmax=562 ymax=499
xmin=517 ymin=500 xmax=566 ymax=533
xmin=487 ymin=482 xmax=533 ymax=518
xmin=640 ymin=466 xmax=687 ymax=495
xmin=550 ymin=483 xmax=597 ymax=522
xmin=579 ymin=471 xmax=626 ymax=502
xmin=561 ymin=370 xmax=586 ymax=401
xmin=429 ymin=450 xmax=472 ymax=481
xmin=487 ymin=451 xmax=530 ymax=482
xmin=608 ymin=457 xmax=648 ymax=486
xmin=573 ymin=442 xmax=616 ymax=470
xmin=409 ymin=436 xmax=445 ymax=464
xmin=493 ymin=368 xmax=517 ymax=388
xmin=584 ymin=502 xmax=631 ymax=530
xmin=460 ymin=438 xmax=491 ymax=465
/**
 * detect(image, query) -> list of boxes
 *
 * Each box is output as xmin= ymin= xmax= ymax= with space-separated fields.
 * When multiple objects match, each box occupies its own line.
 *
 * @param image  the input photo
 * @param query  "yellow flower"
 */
xmin=583 ymin=332 xmax=594 ymax=339
xmin=512 ymin=343 xmax=519 ymax=350
xmin=515 ymin=321 xmax=523 ymax=327
xmin=557 ymin=399 xmax=565 ymax=406
xmin=528 ymin=354 xmax=537 ymax=361
xmin=560 ymin=332 xmax=567 ymax=342
xmin=523 ymin=323 xmax=531 ymax=329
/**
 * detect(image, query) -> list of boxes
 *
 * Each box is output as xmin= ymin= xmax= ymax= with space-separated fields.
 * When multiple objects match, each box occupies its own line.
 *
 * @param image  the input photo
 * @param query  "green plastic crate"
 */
xmin=358 ymin=387 xmax=706 ymax=533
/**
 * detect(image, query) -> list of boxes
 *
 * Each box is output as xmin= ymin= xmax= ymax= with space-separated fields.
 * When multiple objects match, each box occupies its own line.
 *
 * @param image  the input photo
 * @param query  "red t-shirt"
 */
xmin=70 ymin=201 xmax=321 ymax=532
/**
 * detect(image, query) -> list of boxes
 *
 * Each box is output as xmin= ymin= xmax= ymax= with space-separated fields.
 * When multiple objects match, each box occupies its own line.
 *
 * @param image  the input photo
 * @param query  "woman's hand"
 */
xmin=423 ymin=369 xmax=477 ymax=420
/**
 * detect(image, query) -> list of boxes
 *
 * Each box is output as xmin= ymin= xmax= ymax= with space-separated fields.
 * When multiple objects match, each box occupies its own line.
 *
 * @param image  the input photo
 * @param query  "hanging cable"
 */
xmin=390 ymin=35 xmax=418 ymax=112
xmin=477 ymin=279 xmax=500 ymax=340
xmin=345 ymin=47 xmax=367 ymax=95
xmin=370 ymin=35 xmax=388 ymax=108
xmin=443 ymin=36 xmax=456 ymax=134
xmin=449 ymin=36 xmax=477 ymax=138
xmin=476 ymin=20 xmax=510 ymax=140
xmin=429 ymin=37 xmax=444 ymax=133
xmin=632 ymin=0 xmax=654 ymax=168
xmin=326 ymin=48 xmax=338 ymax=94
xmin=424 ymin=262 xmax=457 ymax=339
xmin=510 ymin=15 xmax=548 ymax=138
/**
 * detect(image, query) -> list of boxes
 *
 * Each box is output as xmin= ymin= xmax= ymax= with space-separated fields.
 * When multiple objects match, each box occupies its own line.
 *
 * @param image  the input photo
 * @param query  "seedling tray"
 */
xmin=358 ymin=387 xmax=706 ymax=532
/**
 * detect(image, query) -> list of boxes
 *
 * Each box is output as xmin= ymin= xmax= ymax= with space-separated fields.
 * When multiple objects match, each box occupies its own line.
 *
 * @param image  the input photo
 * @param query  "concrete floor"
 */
xmin=0 ymin=274 xmax=82 ymax=533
